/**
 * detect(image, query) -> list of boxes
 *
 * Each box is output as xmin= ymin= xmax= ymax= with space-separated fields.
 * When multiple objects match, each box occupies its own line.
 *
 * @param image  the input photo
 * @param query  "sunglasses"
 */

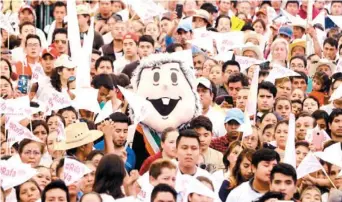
xmin=54 ymin=39 xmax=67 ymax=44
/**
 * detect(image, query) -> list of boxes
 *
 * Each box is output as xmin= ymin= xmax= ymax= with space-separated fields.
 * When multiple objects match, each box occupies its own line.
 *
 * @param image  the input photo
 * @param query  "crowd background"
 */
xmin=1 ymin=0 xmax=342 ymax=202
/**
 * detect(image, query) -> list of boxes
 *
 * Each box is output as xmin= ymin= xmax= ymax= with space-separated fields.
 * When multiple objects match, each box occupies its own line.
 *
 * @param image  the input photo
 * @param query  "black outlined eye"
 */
xmin=171 ymin=72 xmax=178 ymax=85
xmin=153 ymin=72 xmax=160 ymax=83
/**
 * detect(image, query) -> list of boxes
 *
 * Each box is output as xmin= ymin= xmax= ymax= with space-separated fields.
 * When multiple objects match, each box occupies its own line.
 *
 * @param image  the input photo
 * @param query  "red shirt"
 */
xmin=139 ymin=151 xmax=163 ymax=175
xmin=298 ymin=5 xmax=320 ymax=20
xmin=210 ymin=136 xmax=230 ymax=154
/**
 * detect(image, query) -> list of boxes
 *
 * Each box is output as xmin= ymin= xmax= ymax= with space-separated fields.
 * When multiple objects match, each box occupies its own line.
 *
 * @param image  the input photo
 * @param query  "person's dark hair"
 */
xmin=303 ymin=96 xmax=320 ymax=109
xmin=19 ymin=21 xmax=35 ymax=34
xmin=41 ymin=180 xmax=70 ymax=202
xmin=116 ymin=73 xmax=130 ymax=87
xmin=0 ymin=75 xmax=13 ymax=90
xmin=223 ymin=141 xmax=242 ymax=169
xmin=190 ymin=115 xmax=213 ymax=132
xmin=222 ymin=60 xmax=241 ymax=73
xmin=45 ymin=113 xmax=66 ymax=127
xmin=166 ymin=43 xmax=183 ymax=53
xmin=18 ymin=139 xmax=44 ymax=155
xmin=215 ymin=15 xmax=231 ymax=28
xmin=29 ymin=120 xmax=49 ymax=135
xmin=138 ymin=35 xmax=155 ymax=47
xmin=200 ymin=2 xmax=218 ymax=14
xmin=15 ymin=179 xmax=41 ymax=202
xmin=109 ymin=112 xmax=131 ymax=125
xmin=260 ymin=112 xmax=278 ymax=124
xmin=241 ymin=23 xmax=254 ymax=32
xmin=91 ymin=74 xmax=114 ymax=90
xmin=255 ymin=191 xmax=284 ymax=202
xmin=290 ymin=55 xmax=307 ymax=68
xmin=312 ymin=110 xmax=330 ymax=133
xmin=80 ymin=192 xmax=103 ymax=202
xmin=25 ymin=34 xmax=41 ymax=47
xmin=262 ymin=124 xmax=275 ymax=136
xmin=94 ymin=56 xmax=113 ymax=71
xmin=252 ymin=19 xmax=266 ymax=31
xmin=1 ymin=57 xmax=13 ymax=79
xmin=270 ymin=163 xmax=297 ymax=183
xmin=295 ymin=141 xmax=310 ymax=149
xmin=52 ymin=1 xmax=66 ymax=13
xmin=197 ymin=176 xmax=214 ymax=190
xmin=93 ymin=154 xmax=126 ymax=199
xmin=227 ymin=73 xmax=249 ymax=86
xmin=151 ymin=184 xmax=177 ymax=202
xmin=290 ymin=71 xmax=308 ymax=84
xmin=323 ymin=37 xmax=338 ymax=49
xmin=285 ymin=0 xmax=299 ymax=8
xmin=331 ymin=73 xmax=342 ymax=88
xmin=329 ymin=108 xmax=342 ymax=124
xmin=161 ymin=127 xmax=178 ymax=143
xmin=50 ymin=67 xmax=64 ymax=92
xmin=58 ymin=106 xmax=79 ymax=120
xmin=291 ymin=99 xmax=303 ymax=108
xmin=331 ymin=1 xmax=342 ymax=7
xmin=86 ymin=150 xmax=104 ymax=161
xmin=176 ymin=129 xmax=200 ymax=148
xmin=52 ymin=28 xmax=68 ymax=42
xmin=252 ymin=148 xmax=280 ymax=167
xmin=258 ymin=81 xmax=277 ymax=98
xmin=313 ymin=71 xmax=331 ymax=93
xmin=92 ymin=49 xmax=101 ymax=56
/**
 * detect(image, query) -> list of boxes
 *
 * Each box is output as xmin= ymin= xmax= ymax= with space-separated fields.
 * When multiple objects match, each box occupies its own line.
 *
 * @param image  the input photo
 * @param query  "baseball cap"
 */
xmin=177 ymin=18 xmax=193 ymax=32
xmin=19 ymin=5 xmax=36 ymax=19
xmin=196 ymin=77 xmax=212 ymax=91
xmin=278 ymin=26 xmax=293 ymax=38
xmin=224 ymin=108 xmax=244 ymax=124
xmin=123 ymin=33 xmax=138 ymax=43
xmin=54 ymin=54 xmax=76 ymax=69
xmin=42 ymin=46 xmax=59 ymax=59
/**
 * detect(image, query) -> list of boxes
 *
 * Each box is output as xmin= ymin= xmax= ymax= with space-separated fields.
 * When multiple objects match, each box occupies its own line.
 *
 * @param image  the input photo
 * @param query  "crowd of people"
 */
xmin=1 ymin=0 xmax=342 ymax=202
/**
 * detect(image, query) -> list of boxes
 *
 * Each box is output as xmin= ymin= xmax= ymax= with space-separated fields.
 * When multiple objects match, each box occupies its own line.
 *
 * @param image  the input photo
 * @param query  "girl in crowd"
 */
xmin=32 ymin=166 xmax=52 ymax=191
xmin=303 ymin=96 xmax=320 ymax=115
xmin=209 ymin=64 xmax=223 ymax=86
xmin=86 ymin=150 xmax=104 ymax=168
xmin=45 ymin=114 xmax=66 ymax=133
xmin=310 ymin=71 xmax=331 ymax=106
xmin=30 ymin=120 xmax=49 ymax=144
xmin=274 ymin=97 xmax=292 ymax=120
xmin=0 ymin=58 xmax=13 ymax=80
xmin=274 ymin=120 xmax=289 ymax=160
xmin=300 ymin=186 xmax=322 ymax=202
xmin=202 ymin=59 xmax=218 ymax=78
xmin=57 ymin=106 xmax=78 ymax=126
xmin=261 ymin=124 xmax=275 ymax=144
xmin=80 ymin=192 xmax=103 ymax=202
xmin=15 ymin=179 xmax=41 ymax=202
xmin=291 ymin=88 xmax=306 ymax=102
xmin=46 ymin=131 xmax=65 ymax=160
xmin=259 ymin=112 xmax=278 ymax=131
xmin=241 ymin=126 xmax=261 ymax=150
xmin=275 ymin=77 xmax=292 ymax=98
xmin=295 ymin=141 xmax=310 ymax=168
xmin=219 ymin=148 xmax=255 ymax=202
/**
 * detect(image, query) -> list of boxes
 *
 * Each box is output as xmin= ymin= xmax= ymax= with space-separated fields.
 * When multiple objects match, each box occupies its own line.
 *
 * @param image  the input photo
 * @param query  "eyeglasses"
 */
xmin=27 ymin=43 xmax=40 ymax=48
xmin=54 ymin=39 xmax=67 ymax=44
xmin=23 ymin=150 xmax=41 ymax=156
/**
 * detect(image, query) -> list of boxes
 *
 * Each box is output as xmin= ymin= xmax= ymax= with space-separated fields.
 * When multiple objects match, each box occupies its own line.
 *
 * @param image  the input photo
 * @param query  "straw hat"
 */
xmin=54 ymin=122 xmax=103 ymax=151
xmin=193 ymin=9 xmax=211 ymax=25
xmin=241 ymin=43 xmax=263 ymax=60
xmin=289 ymin=39 xmax=306 ymax=59
xmin=309 ymin=59 xmax=336 ymax=77
xmin=243 ymin=31 xmax=263 ymax=45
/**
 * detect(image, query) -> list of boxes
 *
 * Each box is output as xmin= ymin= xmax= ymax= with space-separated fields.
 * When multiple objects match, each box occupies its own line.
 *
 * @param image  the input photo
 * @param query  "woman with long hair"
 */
xmin=219 ymin=148 xmax=255 ymax=202
xmin=93 ymin=154 xmax=126 ymax=201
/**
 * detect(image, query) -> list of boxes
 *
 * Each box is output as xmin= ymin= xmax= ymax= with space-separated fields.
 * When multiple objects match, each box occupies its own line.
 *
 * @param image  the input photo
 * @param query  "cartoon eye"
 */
xmin=171 ymin=72 xmax=178 ymax=85
xmin=153 ymin=72 xmax=160 ymax=83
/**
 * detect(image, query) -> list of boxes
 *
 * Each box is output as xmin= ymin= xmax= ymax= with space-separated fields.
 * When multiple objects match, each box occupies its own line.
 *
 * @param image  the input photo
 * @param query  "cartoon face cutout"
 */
xmin=133 ymin=56 xmax=200 ymax=133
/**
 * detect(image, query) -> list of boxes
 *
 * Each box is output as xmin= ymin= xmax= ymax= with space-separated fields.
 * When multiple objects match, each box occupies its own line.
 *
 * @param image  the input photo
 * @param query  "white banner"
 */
xmin=64 ymin=158 xmax=92 ymax=186
xmin=6 ymin=120 xmax=43 ymax=147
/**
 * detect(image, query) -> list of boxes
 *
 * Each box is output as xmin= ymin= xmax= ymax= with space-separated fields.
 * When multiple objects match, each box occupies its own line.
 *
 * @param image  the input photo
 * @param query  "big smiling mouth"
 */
xmin=147 ymin=97 xmax=181 ymax=117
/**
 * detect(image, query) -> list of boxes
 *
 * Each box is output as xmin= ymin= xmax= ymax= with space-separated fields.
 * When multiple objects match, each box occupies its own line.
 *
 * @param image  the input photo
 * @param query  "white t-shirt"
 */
xmin=204 ymin=106 xmax=226 ymax=137
xmin=226 ymin=180 xmax=263 ymax=202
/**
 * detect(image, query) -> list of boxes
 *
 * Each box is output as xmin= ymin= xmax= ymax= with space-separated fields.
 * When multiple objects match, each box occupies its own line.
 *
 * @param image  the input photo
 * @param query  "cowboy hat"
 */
xmin=309 ymin=59 xmax=336 ymax=77
xmin=54 ymin=122 xmax=103 ymax=151
xmin=288 ymin=38 xmax=306 ymax=59
xmin=192 ymin=9 xmax=211 ymax=25
xmin=241 ymin=43 xmax=264 ymax=60
xmin=243 ymin=31 xmax=263 ymax=45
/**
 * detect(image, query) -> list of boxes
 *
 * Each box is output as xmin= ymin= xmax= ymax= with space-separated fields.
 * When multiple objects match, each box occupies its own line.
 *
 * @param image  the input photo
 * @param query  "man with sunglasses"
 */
xmin=52 ymin=28 xmax=69 ymax=55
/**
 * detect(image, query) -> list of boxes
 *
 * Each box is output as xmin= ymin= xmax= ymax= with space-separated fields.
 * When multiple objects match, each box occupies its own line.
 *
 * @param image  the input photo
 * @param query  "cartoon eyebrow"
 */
xmin=152 ymin=66 xmax=160 ymax=71
xmin=170 ymin=68 xmax=179 ymax=72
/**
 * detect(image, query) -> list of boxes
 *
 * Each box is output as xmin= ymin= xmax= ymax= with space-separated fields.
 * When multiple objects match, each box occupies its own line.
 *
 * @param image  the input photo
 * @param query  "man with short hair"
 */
xmin=45 ymin=1 xmax=67 ymax=45
xmin=218 ymin=0 xmax=231 ymax=15
xmin=11 ymin=22 xmax=36 ymax=63
xmin=91 ymin=49 xmax=101 ymax=77
xmin=329 ymin=109 xmax=342 ymax=142
xmin=52 ymin=28 xmax=68 ymax=55
xmin=285 ymin=0 xmax=300 ymax=16
xmin=95 ymin=0 xmax=113 ymax=34
xmin=331 ymin=1 xmax=342 ymax=15
xmin=122 ymin=35 xmax=155 ymax=79
xmin=41 ymin=180 xmax=70 ymax=202
xmin=295 ymin=112 xmax=315 ymax=141
xmin=190 ymin=116 xmax=225 ymax=170
xmin=226 ymin=73 xmax=249 ymax=105
xmin=193 ymin=53 xmax=206 ymax=72
xmin=197 ymin=77 xmax=226 ymax=137
xmin=210 ymin=108 xmax=244 ymax=153
xmin=236 ymin=87 xmax=249 ymax=112
xmin=323 ymin=38 xmax=338 ymax=62
xmin=257 ymin=81 xmax=277 ymax=114
xmin=102 ymin=112 xmax=136 ymax=172
xmin=218 ymin=60 xmax=241 ymax=96
xmin=95 ymin=56 xmax=114 ymax=75
xmin=290 ymin=56 xmax=307 ymax=74
xmin=290 ymin=71 xmax=308 ymax=92
xmin=151 ymin=184 xmax=177 ymax=202
xmin=270 ymin=163 xmax=297 ymax=201
xmin=114 ymin=33 xmax=139 ymax=74
xmin=226 ymin=148 xmax=280 ymax=202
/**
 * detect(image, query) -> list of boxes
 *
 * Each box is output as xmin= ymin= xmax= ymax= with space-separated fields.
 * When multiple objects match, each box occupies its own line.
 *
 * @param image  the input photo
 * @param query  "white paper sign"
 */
xmin=31 ymin=64 xmax=46 ymax=83
xmin=63 ymin=158 xmax=92 ymax=186
xmin=296 ymin=152 xmax=323 ymax=179
xmin=235 ymin=55 xmax=263 ymax=73
xmin=265 ymin=64 xmax=300 ymax=84
xmin=215 ymin=32 xmax=244 ymax=53
xmin=56 ymin=119 xmax=66 ymax=141
xmin=0 ymin=96 xmax=31 ymax=118
xmin=43 ymin=90 xmax=72 ymax=114
xmin=71 ymin=88 xmax=101 ymax=113
xmin=0 ymin=160 xmax=37 ymax=190
xmin=6 ymin=120 xmax=43 ymax=147
xmin=131 ymin=0 xmax=166 ymax=21
xmin=283 ymin=113 xmax=296 ymax=169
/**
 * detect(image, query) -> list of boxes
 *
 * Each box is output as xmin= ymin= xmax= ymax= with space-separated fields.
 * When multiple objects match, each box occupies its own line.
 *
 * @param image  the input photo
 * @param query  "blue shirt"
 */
xmin=94 ymin=140 xmax=136 ymax=172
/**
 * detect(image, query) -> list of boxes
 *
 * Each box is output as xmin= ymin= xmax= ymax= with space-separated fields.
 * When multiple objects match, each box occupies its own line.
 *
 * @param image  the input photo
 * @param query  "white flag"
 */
xmin=71 ymin=88 xmax=101 ymax=113
xmin=56 ymin=119 xmax=66 ymax=141
xmin=238 ymin=111 xmax=253 ymax=138
xmin=0 ymin=160 xmax=37 ymax=190
xmin=64 ymin=158 xmax=92 ymax=185
xmin=296 ymin=152 xmax=323 ymax=179
xmin=284 ymin=113 xmax=296 ymax=168
xmin=329 ymin=84 xmax=342 ymax=102
xmin=6 ymin=120 xmax=43 ymax=147
xmin=95 ymin=100 xmax=113 ymax=124
xmin=245 ymin=66 xmax=259 ymax=123
xmin=265 ymin=64 xmax=300 ymax=84
xmin=314 ymin=143 xmax=342 ymax=168
xmin=328 ymin=15 xmax=342 ymax=29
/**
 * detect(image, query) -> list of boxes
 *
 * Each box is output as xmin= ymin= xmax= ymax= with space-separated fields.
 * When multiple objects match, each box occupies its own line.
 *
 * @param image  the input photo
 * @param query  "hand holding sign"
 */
xmin=63 ymin=158 xmax=92 ymax=186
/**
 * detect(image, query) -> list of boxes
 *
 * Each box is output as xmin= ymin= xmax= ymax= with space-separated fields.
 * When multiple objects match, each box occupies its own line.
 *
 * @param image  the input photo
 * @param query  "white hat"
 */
xmin=309 ymin=59 xmax=336 ymax=77
xmin=242 ymin=43 xmax=263 ymax=60
xmin=54 ymin=54 xmax=76 ymax=69
xmin=243 ymin=31 xmax=263 ymax=45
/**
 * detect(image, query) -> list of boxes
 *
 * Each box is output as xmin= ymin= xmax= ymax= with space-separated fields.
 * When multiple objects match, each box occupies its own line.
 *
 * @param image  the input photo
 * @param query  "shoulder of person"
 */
xmin=100 ymin=193 xmax=116 ymax=202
